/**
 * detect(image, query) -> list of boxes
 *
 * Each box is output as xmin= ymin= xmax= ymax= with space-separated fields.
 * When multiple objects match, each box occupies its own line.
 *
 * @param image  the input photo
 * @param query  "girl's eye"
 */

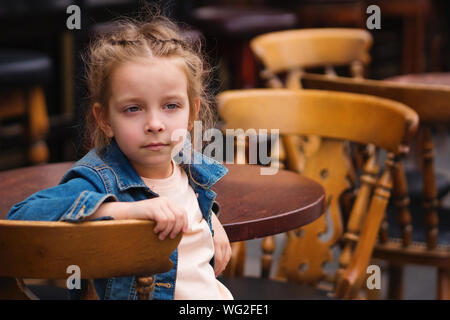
xmin=164 ymin=103 xmax=179 ymax=110
xmin=125 ymin=105 xmax=141 ymax=113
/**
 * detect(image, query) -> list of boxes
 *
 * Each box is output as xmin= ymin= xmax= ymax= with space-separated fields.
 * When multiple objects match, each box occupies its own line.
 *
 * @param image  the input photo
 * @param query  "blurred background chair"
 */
xmin=0 ymin=219 xmax=180 ymax=300
xmin=251 ymin=28 xmax=372 ymax=86
xmin=300 ymin=73 xmax=450 ymax=299
xmin=218 ymin=88 xmax=418 ymax=299
xmin=249 ymin=27 xmax=372 ymax=175
xmin=0 ymin=50 xmax=51 ymax=169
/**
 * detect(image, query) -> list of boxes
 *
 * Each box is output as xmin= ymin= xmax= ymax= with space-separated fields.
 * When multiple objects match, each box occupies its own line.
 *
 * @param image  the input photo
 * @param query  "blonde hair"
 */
xmin=83 ymin=13 xmax=215 ymax=155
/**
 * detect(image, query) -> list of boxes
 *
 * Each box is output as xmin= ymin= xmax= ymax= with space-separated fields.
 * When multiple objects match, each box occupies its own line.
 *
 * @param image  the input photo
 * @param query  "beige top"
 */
xmin=141 ymin=159 xmax=233 ymax=300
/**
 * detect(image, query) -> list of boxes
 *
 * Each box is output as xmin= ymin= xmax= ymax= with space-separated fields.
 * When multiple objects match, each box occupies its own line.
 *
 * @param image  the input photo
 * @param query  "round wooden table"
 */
xmin=0 ymin=162 xmax=325 ymax=243
xmin=215 ymin=164 xmax=325 ymax=242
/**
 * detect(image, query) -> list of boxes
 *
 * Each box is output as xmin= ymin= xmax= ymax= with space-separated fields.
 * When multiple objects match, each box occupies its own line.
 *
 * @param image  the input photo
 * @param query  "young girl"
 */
xmin=7 ymin=14 xmax=233 ymax=300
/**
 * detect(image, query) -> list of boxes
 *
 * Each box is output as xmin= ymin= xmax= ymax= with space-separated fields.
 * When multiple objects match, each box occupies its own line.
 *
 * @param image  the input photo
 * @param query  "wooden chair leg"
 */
xmin=421 ymin=126 xmax=439 ymax=250
xmin=365 ymin=261 xmax=382 ymax=300
xmin=261 ymin=236 xmax=275 ymax=279
xmin=26 ymin=87 xmax=49 ymax=164
xmin=437 ymin=267 xmax=450 ymax=300
xmin=80 ymin=279 xmax=100 ymax=300
xmin=335 ymin=154 xmax=396 ymax=299
xmin=224 ymin=241 xmax=246 ymax=277
xmin=392 ymin=160 xmax=413 ymax=246
xmin=136 ymin=276 xmax=155 ymax=300
xmin=0 ymin=277 xmax=33 ymax=300
xmin=387 ymin=263 xmax=404 ymax=300
xmin=366 ymin=287 xmax=381 ymax=300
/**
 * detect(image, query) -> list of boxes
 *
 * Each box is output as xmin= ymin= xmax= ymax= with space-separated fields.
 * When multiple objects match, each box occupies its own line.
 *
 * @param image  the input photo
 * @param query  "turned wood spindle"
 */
xmin=135 ymin=276 xmax=155 ymax=300
xmin=261 ymin=235 xmax=276 ymax=279
xmin=421 ymin=127 xmax=439 ymax=250
xmin=337 ymin=146 xmax=378 ymax=282
xmin=392 ymin=160 xmax=413 ymax=247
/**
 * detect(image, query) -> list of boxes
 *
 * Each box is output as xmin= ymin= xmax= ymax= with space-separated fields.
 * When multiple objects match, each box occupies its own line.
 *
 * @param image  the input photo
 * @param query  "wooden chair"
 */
xmin=249 ymin=27 xmax=373 ymax=211
xmin=299 ymin=73 xmax=450 ymax=299
xmin=250 ymin=28 xmax=372 ymax=87
xmin=249 ymin=28 xmax=372 ymax=176
xmin=222 ymin=28 xmax=373 ymax=279
xmin=217 ymin=89 xmax=418 ymax=299
xmin=0 ymin=220 xmax=180 ymax=300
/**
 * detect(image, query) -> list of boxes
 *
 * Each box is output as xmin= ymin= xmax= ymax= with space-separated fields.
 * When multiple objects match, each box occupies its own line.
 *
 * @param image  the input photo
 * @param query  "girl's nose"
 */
xmin=145 ymin=113 xmax=165 ymax=133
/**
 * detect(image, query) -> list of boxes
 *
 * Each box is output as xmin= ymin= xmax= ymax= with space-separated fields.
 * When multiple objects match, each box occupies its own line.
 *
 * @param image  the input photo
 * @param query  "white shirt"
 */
xmin=141 ymin=159 xmax=233 ymax=300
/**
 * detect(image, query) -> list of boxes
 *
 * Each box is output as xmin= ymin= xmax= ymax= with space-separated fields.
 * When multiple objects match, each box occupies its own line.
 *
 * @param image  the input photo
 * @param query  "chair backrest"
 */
xmin=249 ymin=28 xmax=373 ymax=179
xmin=0 ymin=219 xmax=180 ymax=299
xmin=217 ymin=89 xmax=418 ymax=298
xmin=250 ymin=28 xmax=373 ymax=87
xmin=218 ymin=89 xmax=417 ymax=154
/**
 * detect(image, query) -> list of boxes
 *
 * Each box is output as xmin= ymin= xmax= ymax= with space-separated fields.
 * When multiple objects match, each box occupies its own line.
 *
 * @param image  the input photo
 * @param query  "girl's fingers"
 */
xmin=215 ymin=243 xmax=232 ymax=276
xmin=214 ymin=263 xmax=221 ymax=277
xmin=167 ymin=202 xmax=189 ymax=235
xmin=152 ymin=206 xmax=166 ymax=234
xmin=151 ymin=199 xmax=188 ymax=240
xmin=154 ymin=206 xmax=175 ymax=240
xmin=169 ymin=209 xmax=186 ymax=239
xmin=214 ymin=247 xmax=225 ymax=276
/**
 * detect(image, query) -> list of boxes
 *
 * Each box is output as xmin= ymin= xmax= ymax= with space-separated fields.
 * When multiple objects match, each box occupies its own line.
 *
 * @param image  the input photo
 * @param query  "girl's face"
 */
xmin=97 ymin=57 xmax=198 ymax=178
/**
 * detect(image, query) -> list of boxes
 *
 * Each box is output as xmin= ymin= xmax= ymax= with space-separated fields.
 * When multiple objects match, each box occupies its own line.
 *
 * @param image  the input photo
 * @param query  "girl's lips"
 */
xmin=144 ymin=144 xmax=169 ymax=151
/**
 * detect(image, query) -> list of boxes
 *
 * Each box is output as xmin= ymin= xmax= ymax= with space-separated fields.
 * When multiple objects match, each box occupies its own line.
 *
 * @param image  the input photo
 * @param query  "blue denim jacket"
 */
xmin=7 ymin=139 xmax=228 ymax=300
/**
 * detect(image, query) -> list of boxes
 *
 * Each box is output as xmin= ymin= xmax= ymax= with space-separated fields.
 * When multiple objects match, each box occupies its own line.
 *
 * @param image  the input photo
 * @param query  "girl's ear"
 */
xmin=188 ymin=98 xmax=200 ymax=131
xmin=93 ymin=103 xmax=114 ymax=138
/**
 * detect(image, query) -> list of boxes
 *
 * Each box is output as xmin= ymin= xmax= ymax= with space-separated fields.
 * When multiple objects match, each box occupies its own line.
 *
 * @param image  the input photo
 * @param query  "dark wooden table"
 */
xmin=0 ymin=162 xmax=325 ymax=242
xmin=387 ymin=72 xmax=450 ymax=86
xmin=214 ymin=164 xmax=325 ymax=242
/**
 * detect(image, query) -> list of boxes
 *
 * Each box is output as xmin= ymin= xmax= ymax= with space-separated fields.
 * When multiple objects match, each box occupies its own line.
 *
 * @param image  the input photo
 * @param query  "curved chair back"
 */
xmin=250 ymin=28 xmax=372 ymax=82
xmin=218 ymin=88 xmax=418 ymax=298
xmin=218 ymin=89 xmax=417 ymax=154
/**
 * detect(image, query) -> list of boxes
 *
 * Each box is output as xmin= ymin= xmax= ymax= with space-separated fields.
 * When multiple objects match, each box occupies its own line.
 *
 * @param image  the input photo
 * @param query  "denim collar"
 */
xmin=101 ymin=139 xmax=228 ymax=192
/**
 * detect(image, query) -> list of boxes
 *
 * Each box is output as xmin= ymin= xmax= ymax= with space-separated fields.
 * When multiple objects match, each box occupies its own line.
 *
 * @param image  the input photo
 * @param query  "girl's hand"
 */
xmin=211 ymin=213 xmax=232 ymax=277
xmin=91 ymin=197 xmax=188 ymax=240
xmin=133 ymin=196 xmax=189 ymax=240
